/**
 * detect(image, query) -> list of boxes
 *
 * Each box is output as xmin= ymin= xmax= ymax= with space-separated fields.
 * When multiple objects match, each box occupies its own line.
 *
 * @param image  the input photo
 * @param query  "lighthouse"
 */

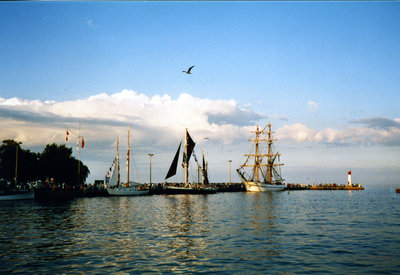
xmin=348 ymin=170 xmax=352 ymax=186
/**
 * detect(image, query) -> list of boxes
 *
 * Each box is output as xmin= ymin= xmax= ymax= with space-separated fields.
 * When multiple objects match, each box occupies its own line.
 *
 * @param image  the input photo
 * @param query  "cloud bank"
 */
xmin=277 ymin=119 xmax=400 ymax=146
xmin=0 ymin=90 xmax=261 ymax=147
xmin=1 ymin=90 xmax=399 ymax=149
xmin=1 ymin=90 xmax=399 ymax=182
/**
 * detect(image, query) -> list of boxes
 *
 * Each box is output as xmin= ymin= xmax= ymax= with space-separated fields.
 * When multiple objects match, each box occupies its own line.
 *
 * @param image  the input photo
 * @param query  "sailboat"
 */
xmin=0 ymin=144 xmax=34 ymax=201
xmin=106 ymin=128 xmax=149 ymax=196
xmin=237 ymin=123 xmax=285 ymax=192
xmin=162 ymin=128 xmax=216 ymax=194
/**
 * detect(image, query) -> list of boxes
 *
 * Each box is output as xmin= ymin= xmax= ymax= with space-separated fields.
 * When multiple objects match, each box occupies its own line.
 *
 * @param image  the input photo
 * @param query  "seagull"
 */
xmin=183 ymin=65 xmax=194 ymax=74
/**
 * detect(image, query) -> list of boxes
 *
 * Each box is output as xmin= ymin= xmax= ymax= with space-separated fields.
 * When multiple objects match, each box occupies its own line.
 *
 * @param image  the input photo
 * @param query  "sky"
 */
xmin=1 ymin=2 xmax=399 ymax=186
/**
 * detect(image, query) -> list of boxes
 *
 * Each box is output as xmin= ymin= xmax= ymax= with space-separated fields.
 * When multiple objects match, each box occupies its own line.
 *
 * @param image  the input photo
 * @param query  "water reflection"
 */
xmin=2 ymin=189 xmax=398 ymax=274
xmin=164 ymin=195 xmax=210 ymax=263
xmin=247 ymin=192 xmax=282 ymax=258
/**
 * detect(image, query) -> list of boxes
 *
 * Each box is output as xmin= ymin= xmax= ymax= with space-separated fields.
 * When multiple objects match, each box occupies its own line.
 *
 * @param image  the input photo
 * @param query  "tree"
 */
xmin=39 ymin=143 xmax=89 ymax=187
xmin=0 ymin=140 xmax=40 ymax=186
xmin=0 ymin=141 xmax=90 ymax=188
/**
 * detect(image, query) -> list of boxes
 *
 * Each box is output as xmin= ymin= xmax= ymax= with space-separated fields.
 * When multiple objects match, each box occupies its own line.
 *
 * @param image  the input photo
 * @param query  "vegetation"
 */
xmin=0 ymin=140 xmax=89 ymax=188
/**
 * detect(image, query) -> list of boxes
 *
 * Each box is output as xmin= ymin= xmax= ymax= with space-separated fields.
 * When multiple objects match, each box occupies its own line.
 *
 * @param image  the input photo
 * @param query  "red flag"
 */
xmin=82 ymin=138 xmax=85 ymax=148
xmin=66 ymin=130 xmax=69 ymax=141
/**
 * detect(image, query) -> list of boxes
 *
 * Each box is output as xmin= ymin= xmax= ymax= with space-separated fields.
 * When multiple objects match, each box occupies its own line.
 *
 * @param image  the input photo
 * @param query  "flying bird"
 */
xmin=183 ymin=65 xmax=194 ymax=74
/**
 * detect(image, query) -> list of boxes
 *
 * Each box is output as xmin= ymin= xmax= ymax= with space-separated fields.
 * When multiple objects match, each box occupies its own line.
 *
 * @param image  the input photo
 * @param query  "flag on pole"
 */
xmin=82 ymin=137 xmax=85 ymax=148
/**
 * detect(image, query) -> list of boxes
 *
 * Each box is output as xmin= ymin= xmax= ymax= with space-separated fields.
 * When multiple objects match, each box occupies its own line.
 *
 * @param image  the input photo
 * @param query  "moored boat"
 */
xmin=160 ymin=128 xmax=216 ymax=195
xmin=237 ymin=123 xmax=285 ymax=192
xmin=106 ymin=128 xmax=149 ymax=196
xmin=0 ymin=190 xmax=34 ymax=201
xmin=0 ymin=144 xmax=34 ymax=200
xmin=107 ymin=182 xmax=149 ymax=196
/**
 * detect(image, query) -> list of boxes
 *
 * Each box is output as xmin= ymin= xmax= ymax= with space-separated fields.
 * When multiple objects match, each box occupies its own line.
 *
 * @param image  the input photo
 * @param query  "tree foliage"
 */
xmin=0 ymin=140 xmax=89 ymax=187
xmin=40 ymin=143 xmax=89 ymax=186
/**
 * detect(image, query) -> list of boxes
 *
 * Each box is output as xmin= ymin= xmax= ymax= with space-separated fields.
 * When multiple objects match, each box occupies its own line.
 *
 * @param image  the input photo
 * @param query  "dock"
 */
xmin=285 ymin=183 xmax=364 ymax=191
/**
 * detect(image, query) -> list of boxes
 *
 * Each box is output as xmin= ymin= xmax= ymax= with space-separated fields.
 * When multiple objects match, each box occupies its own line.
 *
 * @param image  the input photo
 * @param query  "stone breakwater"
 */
xmin=286 ymin=183 xmax=364 ymax=190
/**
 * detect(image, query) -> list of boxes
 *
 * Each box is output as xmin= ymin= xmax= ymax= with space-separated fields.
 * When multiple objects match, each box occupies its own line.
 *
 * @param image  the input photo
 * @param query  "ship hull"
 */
xmin=107 ymin=187 xmax=149 ymax=196
xmin=244 ymin=181 xmax=285 ymax=192
xmin=161 ymin=186 xmax=217 ymax=195
xmin=0 ymin=190 xmax=34 ymax=201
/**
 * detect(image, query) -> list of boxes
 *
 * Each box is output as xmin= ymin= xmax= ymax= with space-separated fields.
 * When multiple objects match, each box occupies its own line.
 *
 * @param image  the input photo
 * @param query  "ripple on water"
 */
xmin=1 ymin=189 xmax=400 ymax=273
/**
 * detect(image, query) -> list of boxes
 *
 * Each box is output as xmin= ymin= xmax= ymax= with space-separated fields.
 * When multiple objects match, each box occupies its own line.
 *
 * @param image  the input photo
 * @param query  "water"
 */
xmin=1 ymin=186 xmax=399 ymax=274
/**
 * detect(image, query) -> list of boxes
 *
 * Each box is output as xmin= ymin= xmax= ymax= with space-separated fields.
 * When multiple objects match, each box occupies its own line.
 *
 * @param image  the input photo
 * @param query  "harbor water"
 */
xmin=1 ymin=185 xmax=399 ymax=273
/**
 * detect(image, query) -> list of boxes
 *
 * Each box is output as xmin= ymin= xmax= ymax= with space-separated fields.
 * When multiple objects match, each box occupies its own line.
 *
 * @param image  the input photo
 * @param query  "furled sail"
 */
xmin=165 ymin=141 xmax=182 ymax=180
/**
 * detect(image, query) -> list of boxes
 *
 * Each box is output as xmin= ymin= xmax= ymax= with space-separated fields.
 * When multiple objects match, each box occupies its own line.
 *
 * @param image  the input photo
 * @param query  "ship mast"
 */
xmin=241 ymin=123 xmax=283 ymax=184
xmin=243 ymin=125 xmax=267 ymax=182
xmin=126 ymin=127 xmax=130 ymax=187
xmin=266 ymin=122 xmax=283 ymax=183
xmin=254 ymin=125 xmax=260 ymax=182
xmin=14 ymin=144 xmax=18 ymax=186
xmin=184 ymin=128 xmax=189 ymax=187
xmin=117 ymin=136 xmax=120 ymax=187
xmin=267 ymin=123 xmax=273 ymax=183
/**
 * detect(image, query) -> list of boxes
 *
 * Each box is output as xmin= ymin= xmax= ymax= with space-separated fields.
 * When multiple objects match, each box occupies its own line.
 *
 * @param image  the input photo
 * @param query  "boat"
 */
xmin=237 ymin=123 xmax=285 ymax=192
xmin=161 ymin=128 xmax=216 ymax=194
xmin=0 ymin=144 xmax=34 ymax=200
xmin=106 ymin=128 xmax=149 ymax=196
xmin=0 ymin=190 xmax=34 ymax=201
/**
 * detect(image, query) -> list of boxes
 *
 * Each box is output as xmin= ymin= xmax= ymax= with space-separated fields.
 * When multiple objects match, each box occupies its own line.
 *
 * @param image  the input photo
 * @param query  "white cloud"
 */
xmin=276 ymin=122 xmax=400 ymax=146
xmin=86 ymin=18 xmax=98 ymax=29
xmin=0 ymin=90 xmax=262 ymax=147
xmin=307 ymin=101 xmax=319 ymax=112
xmin=2 ymin=92 xmax=399 ymax=149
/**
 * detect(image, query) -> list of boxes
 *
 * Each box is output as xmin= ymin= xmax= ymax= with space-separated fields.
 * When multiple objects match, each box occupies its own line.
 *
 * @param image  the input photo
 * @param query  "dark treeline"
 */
xmin=0 ymin=140 xmax=89 ymax=188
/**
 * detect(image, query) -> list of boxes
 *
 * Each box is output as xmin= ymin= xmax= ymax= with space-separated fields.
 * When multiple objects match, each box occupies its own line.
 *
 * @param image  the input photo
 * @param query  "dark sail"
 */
xmin=202 ymin=152 xmax=209 ymax=185
xmin=186 ymin=131 xmax=196 ymax=166
xmin=165 ymin=141 xmax=182 ymax=180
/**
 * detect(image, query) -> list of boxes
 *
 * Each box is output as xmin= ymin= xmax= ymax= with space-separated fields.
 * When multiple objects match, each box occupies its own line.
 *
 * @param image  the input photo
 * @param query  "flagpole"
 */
xmin=78 ymin=122 xmax=81 ymax=186
xmin=66 ymin=123 xmax=84 ymax=187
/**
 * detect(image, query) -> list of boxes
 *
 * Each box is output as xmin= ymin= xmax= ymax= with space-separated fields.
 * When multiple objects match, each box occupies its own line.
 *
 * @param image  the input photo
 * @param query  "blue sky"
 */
xmin=1 ymin=2 xmax=399 ymax=185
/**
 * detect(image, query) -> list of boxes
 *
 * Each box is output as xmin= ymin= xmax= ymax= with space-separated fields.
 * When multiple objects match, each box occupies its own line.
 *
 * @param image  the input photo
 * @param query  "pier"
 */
xmin=285 ymin=183 xmax=364 ymax=191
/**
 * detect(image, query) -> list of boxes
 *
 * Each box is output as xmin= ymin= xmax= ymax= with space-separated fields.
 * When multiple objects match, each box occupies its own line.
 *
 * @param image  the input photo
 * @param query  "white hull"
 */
xmin=0 ymin=191 xmax=35 ymax=201
xmin=107 ymin=186 xmax=149 ymax=196
xmin=244 ymin=181 xmax=285 ymax=192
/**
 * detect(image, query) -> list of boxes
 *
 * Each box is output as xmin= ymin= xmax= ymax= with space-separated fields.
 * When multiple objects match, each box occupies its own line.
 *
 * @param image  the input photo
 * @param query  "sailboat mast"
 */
xmin=184 ymin=128 xmax=188 ymax=186
xmin=77 ymin=122 xmax=81 ymax=186
xmin=117 ymin=136 xmax=120 ymax=187
xmin=15 ymin=144 xmax=18 ymax=186
xmin=127 ymin=127 xmax=130 ymax=187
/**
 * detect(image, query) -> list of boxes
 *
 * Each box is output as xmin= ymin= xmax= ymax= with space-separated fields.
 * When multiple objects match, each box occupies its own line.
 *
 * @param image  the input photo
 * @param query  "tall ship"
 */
xmin=161 ymin=128 xmax=216 ymax=194
xmin=237 ymin=123 xmax=285 ymax=192
xmin=106 ymin=128 xmax=149 ymax=196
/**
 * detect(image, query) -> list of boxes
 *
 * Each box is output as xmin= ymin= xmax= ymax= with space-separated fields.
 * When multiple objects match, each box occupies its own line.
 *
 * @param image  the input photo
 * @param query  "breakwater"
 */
xmin=286 ymin=183 xmax=364 ymax=191
xmin=34 ymin=182 xmax=365 ymax=199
